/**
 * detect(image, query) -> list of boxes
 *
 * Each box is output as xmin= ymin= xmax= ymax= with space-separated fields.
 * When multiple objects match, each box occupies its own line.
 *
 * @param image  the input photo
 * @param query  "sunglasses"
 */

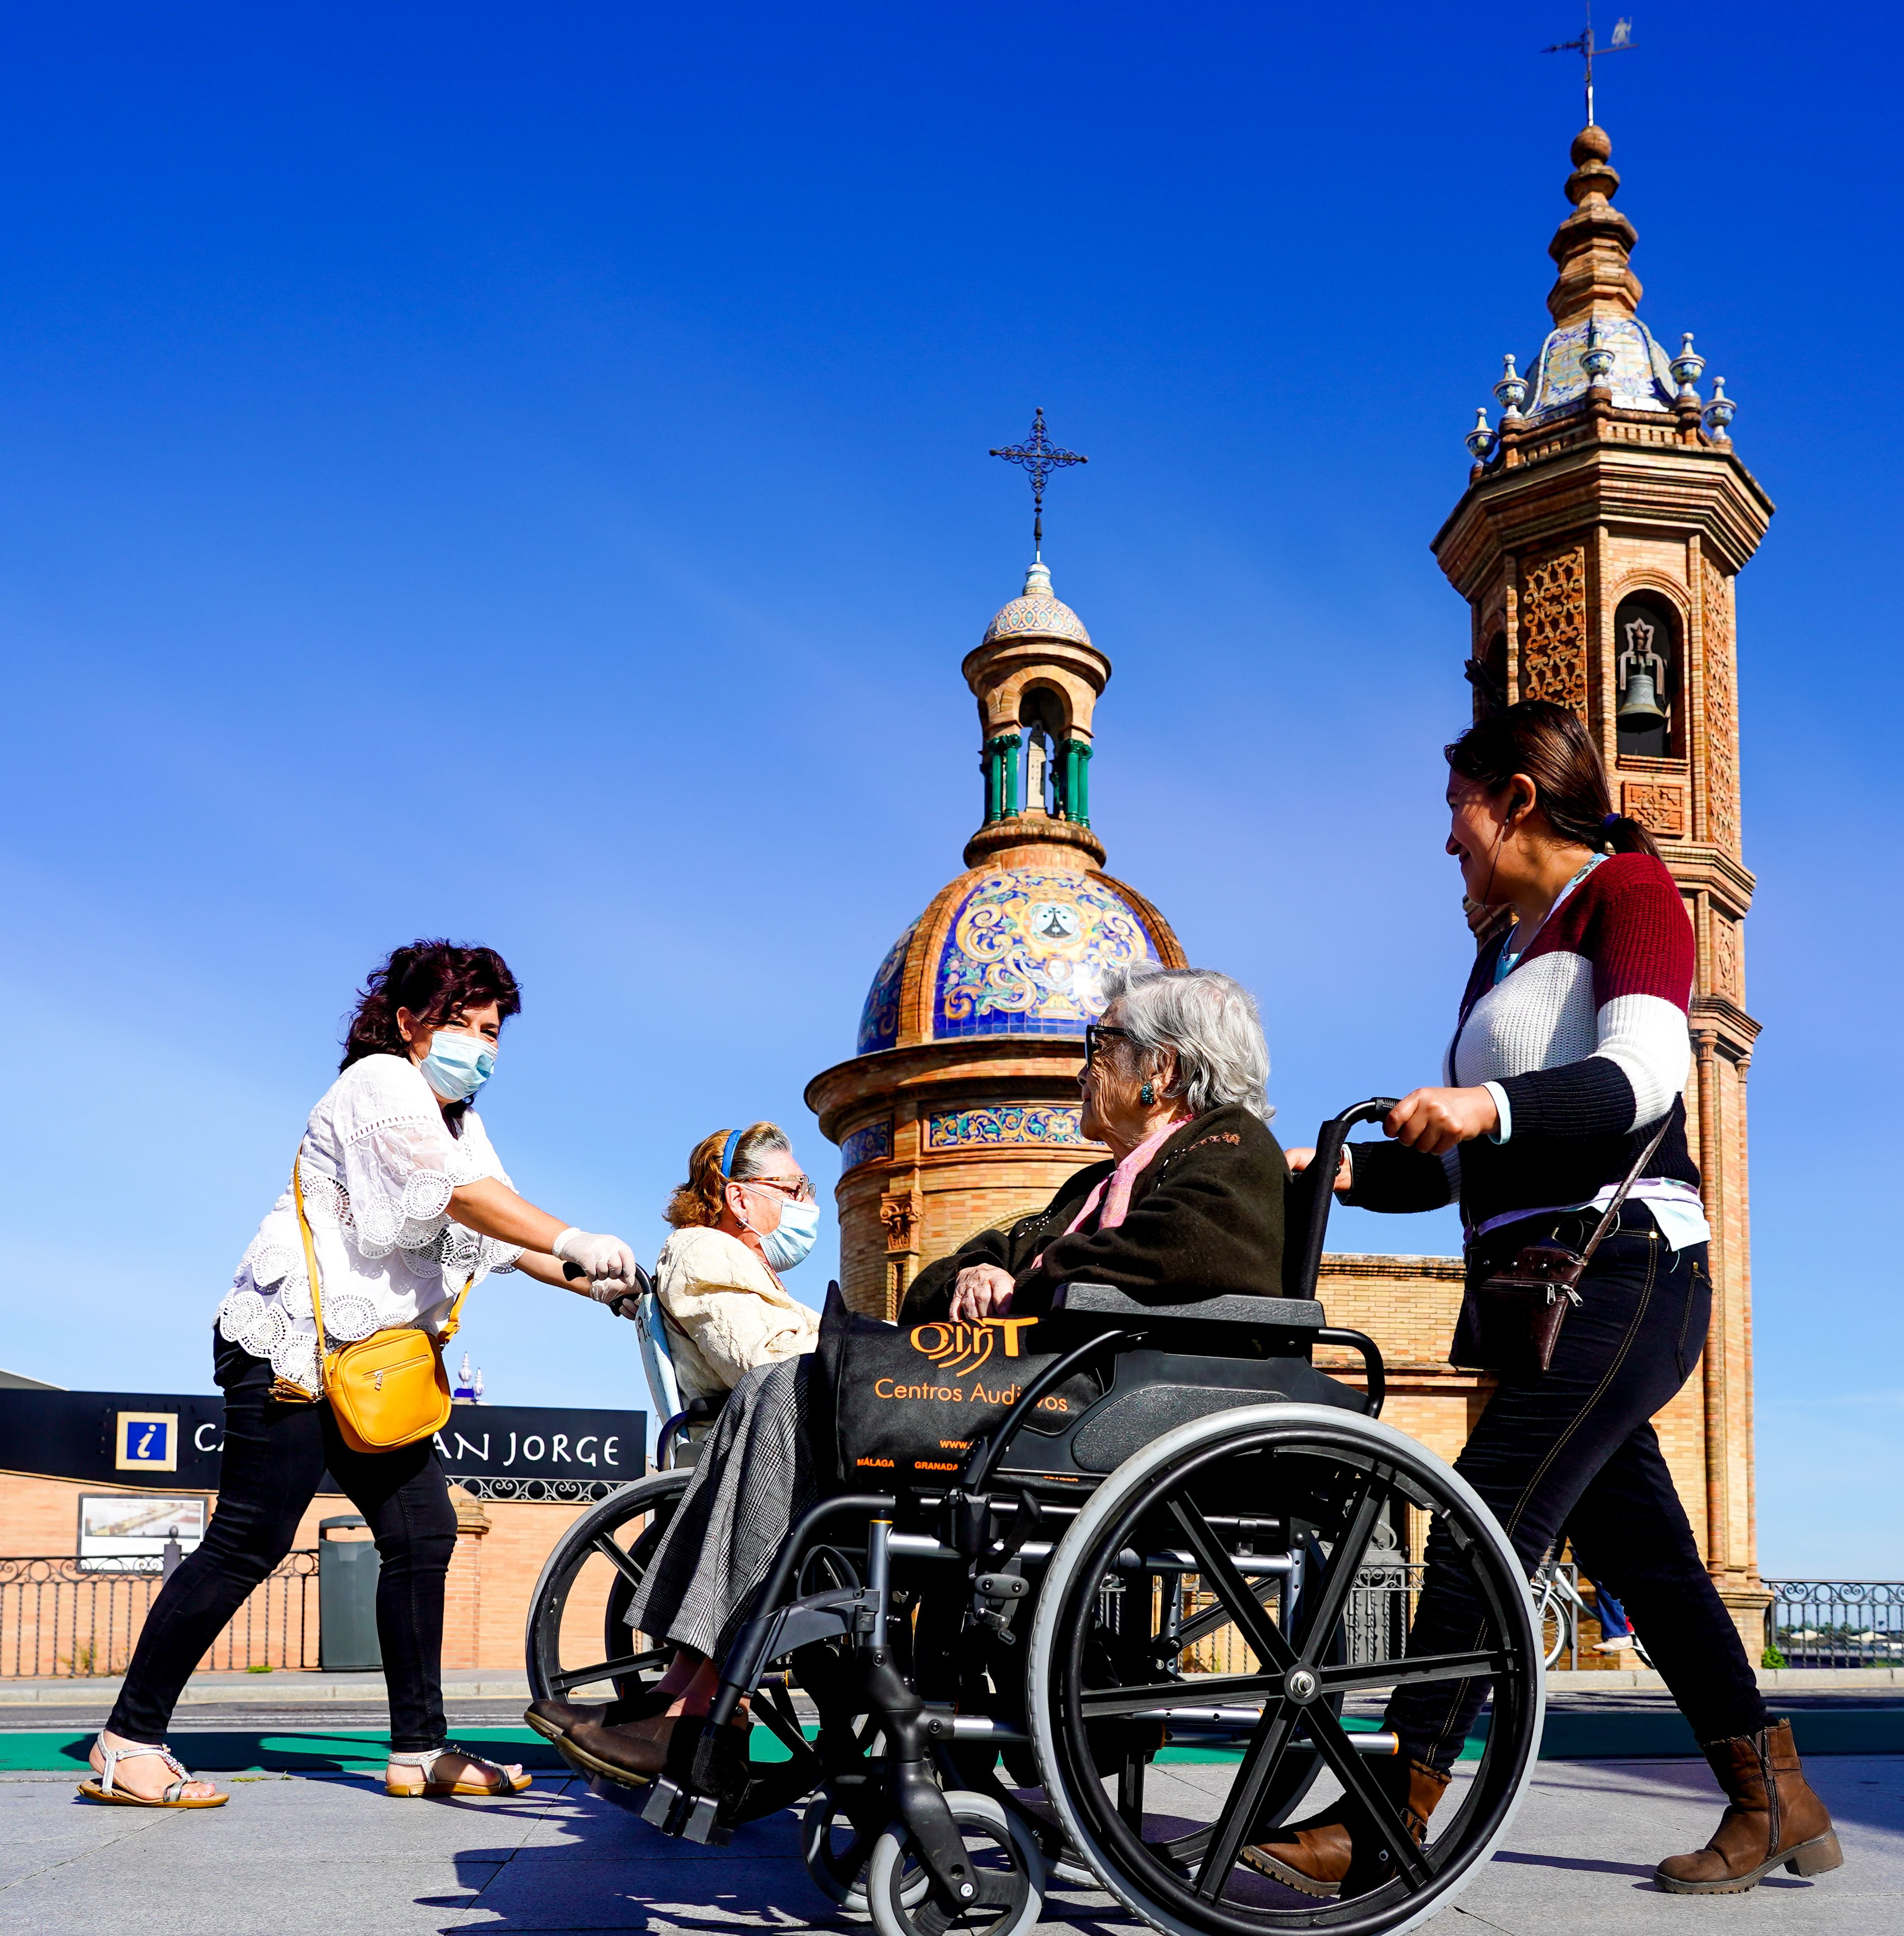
xmin=1083 ymin=1023 xmax=1134 ymax=1067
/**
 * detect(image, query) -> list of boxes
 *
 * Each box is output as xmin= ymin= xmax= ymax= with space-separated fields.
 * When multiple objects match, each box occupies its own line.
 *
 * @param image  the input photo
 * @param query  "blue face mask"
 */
xmin=419 ymin=1030 xmax=496 ymax=1104
xmin=757 ymin=1197 xmax=822 ymax=1273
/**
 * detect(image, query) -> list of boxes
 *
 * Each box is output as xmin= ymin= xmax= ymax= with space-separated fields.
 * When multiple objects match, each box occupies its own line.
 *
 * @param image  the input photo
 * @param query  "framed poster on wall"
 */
xmin=77 ymin=1494 xmax=208 ymax=1572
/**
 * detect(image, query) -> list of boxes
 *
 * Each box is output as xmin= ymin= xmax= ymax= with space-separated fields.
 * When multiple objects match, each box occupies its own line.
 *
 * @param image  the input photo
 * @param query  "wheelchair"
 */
xmin=526 ymin=1100 xmax=1545 ymax=1935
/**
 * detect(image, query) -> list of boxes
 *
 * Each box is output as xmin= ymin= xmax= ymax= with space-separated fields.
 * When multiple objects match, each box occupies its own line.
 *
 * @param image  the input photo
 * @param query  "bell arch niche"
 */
xmin=1613 ymin=590 xmax=1682 ymax=759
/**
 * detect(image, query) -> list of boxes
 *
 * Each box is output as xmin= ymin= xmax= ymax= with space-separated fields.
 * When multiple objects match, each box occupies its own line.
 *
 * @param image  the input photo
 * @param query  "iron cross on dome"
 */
xmin=989 ymin=408 xmax=1087 ymax=557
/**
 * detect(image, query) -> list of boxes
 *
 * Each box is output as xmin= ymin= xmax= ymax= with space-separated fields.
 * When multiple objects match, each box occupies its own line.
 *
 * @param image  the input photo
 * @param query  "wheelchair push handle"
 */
xmin=1292 ymin=1096 xmax=1402 ymax=1302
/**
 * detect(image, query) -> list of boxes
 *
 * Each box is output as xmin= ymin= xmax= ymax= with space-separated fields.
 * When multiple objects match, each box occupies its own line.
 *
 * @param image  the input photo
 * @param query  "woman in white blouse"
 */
xmin=653 ymin=1123 xmax=823 ymax=1404
xmin=83 ymin=941 xmax=641 ymax=1809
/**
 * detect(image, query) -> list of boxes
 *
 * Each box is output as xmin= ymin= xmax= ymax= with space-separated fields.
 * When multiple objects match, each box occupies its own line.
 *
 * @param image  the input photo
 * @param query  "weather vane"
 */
xmin=1543 ymin=4 xmax=1636 ymax=127
xmin=989 ymin=408 xmax=1087 ymax=559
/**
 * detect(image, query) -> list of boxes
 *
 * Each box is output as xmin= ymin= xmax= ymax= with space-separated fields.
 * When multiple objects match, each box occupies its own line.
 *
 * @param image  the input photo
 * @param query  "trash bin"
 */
xmin=318 ymin=1516 xmax=382 ymax=1670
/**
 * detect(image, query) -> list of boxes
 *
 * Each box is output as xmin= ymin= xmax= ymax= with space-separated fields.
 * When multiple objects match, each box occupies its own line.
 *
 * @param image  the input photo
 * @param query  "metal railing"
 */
xmin=0 ymin=1552 xmax=320 ymax=1678
xmin=1175 ymin=1559 xmax=1428 ymax=1674
xmin=1765 ymin=1581 xmax=1904 ymax=1669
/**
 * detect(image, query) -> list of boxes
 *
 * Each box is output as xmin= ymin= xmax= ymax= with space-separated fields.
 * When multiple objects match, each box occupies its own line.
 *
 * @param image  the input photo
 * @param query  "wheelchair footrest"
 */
xmin=638 ymin=1772 xmax=736 ymax=1845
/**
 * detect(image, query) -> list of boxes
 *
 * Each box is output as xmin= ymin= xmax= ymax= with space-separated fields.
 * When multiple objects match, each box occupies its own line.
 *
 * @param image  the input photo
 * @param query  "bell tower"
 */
xmin=1433 ymin=124 xmax=1774 ymax=1644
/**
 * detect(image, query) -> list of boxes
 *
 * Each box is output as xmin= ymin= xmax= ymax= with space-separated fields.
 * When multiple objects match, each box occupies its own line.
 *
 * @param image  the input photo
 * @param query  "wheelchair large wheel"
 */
xmin=525 ymin=1471 xmax=692 ymax=1707
xmin=1028 ymin=1404 xmax=1542 ymax=1936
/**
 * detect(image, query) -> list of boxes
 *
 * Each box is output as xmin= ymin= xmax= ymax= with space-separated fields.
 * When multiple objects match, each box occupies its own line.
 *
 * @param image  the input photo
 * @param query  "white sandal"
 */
xmin=385 ymin=1744 xmax=532 ymax=1798
xmin=79 ymin=1739 xmax=227 ymax=1808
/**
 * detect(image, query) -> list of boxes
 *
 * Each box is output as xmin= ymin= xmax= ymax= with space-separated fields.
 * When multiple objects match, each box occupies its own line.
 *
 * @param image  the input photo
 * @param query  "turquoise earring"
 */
xmin=1140 ymin=1081 xmax=1155 ymax=1105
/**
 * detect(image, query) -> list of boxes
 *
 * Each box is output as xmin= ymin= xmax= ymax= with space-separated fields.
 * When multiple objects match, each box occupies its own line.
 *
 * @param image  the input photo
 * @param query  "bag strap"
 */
xmin=291 ymin=1158 xmax=328 ymax=1356
xmin=1573 ymin=1114 xmax=1675 ymax=1268
xmin=293 ymin=1155 xmax=477 ymax=1351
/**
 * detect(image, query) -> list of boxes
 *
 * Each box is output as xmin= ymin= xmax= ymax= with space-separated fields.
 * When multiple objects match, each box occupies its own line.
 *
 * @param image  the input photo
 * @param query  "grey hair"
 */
xmin=1096 ymin=963 xmax=1273 ymax=1122
xmin=729 ymin=1122 xmax=793 ymax=1181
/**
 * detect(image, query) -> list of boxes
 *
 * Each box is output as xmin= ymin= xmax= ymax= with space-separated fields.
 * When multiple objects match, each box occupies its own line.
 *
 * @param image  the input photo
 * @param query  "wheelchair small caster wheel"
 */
xmin=866 ymin=1790 xmax=1046 ymax=1936
xmin=801 ymin=1791 xmax=929 ymax=1912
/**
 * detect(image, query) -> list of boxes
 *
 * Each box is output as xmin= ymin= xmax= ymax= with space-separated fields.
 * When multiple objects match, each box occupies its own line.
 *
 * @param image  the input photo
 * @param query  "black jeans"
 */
xmin=1386 ymin=1205 xmax=1766 ymax=1770
xmin=106 ymin=1333 xmax=459 ymax=1752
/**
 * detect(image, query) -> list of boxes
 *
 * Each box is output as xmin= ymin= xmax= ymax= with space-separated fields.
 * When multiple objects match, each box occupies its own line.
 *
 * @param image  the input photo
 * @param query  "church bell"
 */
xmin=1616 ymin=665 xmax=1668 ymax=728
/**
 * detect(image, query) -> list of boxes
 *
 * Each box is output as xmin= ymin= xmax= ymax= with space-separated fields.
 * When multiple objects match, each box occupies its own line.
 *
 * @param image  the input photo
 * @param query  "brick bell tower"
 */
xmin=1433 ymin=123 xmax=1773 ymax=1642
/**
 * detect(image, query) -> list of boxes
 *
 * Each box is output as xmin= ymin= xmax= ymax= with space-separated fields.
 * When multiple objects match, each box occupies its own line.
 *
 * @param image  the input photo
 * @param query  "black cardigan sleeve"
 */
xmin=898 ymin=1162 xmax=1111 ymax=1323
xmin=1339 ymin=1139 xmax=1456 ymax=1214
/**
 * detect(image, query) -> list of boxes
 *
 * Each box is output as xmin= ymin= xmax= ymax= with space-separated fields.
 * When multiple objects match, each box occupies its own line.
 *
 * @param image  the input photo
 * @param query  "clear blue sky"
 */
xmin=2 ymin=4 xmax=1895 ymax=1574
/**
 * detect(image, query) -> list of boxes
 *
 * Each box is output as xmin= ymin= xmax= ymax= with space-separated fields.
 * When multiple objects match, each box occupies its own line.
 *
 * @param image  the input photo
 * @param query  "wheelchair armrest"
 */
xmin=1051 ymin=1282 xmax=1325 ymax=1331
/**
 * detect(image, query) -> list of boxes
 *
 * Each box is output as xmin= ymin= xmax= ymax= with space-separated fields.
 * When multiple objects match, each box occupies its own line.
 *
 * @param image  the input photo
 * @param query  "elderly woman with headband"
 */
xmin=525 ymin=961 xmax=1288 ymax=1788
xmin=652 ymin=1123 xmax=823 ymax=1405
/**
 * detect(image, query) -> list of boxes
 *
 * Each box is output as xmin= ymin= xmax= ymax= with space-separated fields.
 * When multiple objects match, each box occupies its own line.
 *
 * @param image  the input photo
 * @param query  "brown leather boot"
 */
xmin=1245 ymin=1758 xmax=1449 ymax=1897
xmin=1655 ymin=1718 xmax=1843 ymax=1894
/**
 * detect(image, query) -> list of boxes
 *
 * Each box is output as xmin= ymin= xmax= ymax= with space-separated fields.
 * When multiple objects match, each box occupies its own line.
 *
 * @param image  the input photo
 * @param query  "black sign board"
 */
xmin=0 ymin=1389 xmax=647 ymax=1494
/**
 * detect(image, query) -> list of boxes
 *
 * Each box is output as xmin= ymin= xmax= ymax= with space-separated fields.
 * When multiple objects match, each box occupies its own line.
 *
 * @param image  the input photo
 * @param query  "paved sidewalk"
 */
xmin=0 ymin=1756 xmax=1895 ymax=1935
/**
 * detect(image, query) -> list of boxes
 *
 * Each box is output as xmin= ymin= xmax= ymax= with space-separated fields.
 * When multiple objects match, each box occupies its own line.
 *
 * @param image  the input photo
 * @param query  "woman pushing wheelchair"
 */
xmin=1258 ymin=701 xmax=1839 ymax=1899
xmin=524 ymin=961 xmax=1289 ymax=1784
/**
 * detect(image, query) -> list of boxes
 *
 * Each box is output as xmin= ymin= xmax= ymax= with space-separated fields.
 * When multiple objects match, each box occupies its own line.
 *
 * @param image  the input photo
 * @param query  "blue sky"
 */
xmin=1 ymin=3 xmax=1896 ymax=1574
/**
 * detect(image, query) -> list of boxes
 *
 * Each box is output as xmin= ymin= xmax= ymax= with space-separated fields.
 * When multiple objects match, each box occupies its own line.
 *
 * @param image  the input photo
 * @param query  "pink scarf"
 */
xmin=1034 ymin=1117 xmax=1192 ymax=1268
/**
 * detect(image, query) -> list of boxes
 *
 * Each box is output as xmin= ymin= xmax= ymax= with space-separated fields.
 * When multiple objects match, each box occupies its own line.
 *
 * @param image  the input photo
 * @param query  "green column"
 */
xmin=1060 ymin=739 xmax=1092 ymax=826
xmin=984 ymin=733 xmax=1021 ymax=823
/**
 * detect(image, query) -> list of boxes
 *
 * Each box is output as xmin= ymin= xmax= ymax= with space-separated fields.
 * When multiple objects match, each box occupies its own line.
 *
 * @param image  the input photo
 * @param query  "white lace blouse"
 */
xmin=213 ymin=1054 xmax=523 ymax=1392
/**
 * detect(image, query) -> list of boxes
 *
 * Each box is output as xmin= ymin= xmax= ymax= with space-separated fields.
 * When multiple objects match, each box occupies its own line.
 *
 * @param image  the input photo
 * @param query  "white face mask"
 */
xmin=419 ymin=1030 xmax=495 ymax=1103
xmin=757 ymin=1196 xmax=822 ymax=1272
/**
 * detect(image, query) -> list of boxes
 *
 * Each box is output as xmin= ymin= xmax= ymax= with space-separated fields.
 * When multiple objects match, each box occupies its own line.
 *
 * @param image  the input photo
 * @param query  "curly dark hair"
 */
xmin=340 ymin=943 xmax=521 ymax=1130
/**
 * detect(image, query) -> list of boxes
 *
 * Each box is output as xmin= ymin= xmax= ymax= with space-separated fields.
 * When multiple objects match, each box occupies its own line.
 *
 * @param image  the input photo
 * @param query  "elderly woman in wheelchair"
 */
xmin=524 ymin=962 xmax=1545 ymax=1936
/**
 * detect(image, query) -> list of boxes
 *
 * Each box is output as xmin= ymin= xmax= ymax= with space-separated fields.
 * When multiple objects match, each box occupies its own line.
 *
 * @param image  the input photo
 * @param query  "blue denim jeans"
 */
xmin=1386 ymin=1203 xmax=1766 ymax=1769
xmin=106 ymin=1332 xmax=459 ymax=1751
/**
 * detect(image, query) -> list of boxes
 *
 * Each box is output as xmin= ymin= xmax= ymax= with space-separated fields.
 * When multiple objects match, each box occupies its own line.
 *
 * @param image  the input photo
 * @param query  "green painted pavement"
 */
xmin=6 ymin=1705 xmax=1898 ymax=1774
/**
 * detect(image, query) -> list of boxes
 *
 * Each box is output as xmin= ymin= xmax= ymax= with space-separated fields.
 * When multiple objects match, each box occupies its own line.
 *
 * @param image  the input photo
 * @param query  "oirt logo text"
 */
xmin=907 ymin=1316 xmax=1038 ymax=1377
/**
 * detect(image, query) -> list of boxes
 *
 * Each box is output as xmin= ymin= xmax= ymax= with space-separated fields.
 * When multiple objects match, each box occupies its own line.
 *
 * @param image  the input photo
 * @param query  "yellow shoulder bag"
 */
xmin=282 ymin=1158 xmax=476 ymax=1456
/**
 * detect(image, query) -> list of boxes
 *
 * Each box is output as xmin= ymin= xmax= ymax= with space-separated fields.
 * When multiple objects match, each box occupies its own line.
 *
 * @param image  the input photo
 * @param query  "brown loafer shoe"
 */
xmin=560 ymin=1714 xmax=680 ymax=1787
xmin=1655 ymin=1719 xmax=1844 ymax=1894
xmin=524 ymin=1689 xmax=672 ymax=1742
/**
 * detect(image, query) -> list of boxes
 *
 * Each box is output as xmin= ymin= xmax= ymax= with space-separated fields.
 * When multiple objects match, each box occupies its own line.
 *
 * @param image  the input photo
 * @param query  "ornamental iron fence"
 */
xmin=0 ymin=1552 xmax=319 ymax=1678
xmin=1765 ymin=1581 xmax=1904 ymax=1669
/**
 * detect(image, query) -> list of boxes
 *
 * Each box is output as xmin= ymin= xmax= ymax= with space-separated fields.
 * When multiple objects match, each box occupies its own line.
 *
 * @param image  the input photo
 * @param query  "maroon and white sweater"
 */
xmin=1345 ymin=853 xmax=1703 ymax=1237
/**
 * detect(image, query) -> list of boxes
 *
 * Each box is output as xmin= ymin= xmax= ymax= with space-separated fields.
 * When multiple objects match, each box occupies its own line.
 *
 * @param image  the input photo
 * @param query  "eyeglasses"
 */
xmin=739 ymin=1174 xmax=816 ymax=1205
xmin=1083 ymin=1023 xmax=1133 ymax=1067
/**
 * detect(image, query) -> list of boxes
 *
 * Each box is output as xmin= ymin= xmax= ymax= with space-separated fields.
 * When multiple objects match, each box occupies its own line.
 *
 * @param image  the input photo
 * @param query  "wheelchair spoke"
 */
xmin=549 ymin=1648 xmax=665 ymax=1694
xmin=1158 ymin=1825 xmax=1212 ymax=1867
xmin=1316 ymin=1648 xmax=1504 ymax=1695
xmin=1295 ymin=1469 xmax=1383 ymax=1657
xmin=1173 ymin=1572 xmax=1283 ymax=1652
xmin=1165 ymin=1499 xmax=1297 ymax=1673
xmin=590 ymin=1531 xmax=649 ymax=1590
xmin=1193 ymin=1700 xmax=1299 ymax=1899
xmin=1076 ymin=1671 xmax=1283 ymax=1719
xmin=1301 ymin=1708 xmax=1433 ymax=1892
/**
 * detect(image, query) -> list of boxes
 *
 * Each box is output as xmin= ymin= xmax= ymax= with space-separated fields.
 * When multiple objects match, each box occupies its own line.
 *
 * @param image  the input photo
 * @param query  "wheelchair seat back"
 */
xmin=997 ymin=1282 xmax=1365 ymax=1481
xmin=635 ymin=1289 xmax=684 ymax=1424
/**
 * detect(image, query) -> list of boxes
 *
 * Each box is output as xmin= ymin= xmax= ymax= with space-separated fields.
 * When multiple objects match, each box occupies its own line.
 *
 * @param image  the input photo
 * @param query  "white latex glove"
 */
xmin=552 ymin=1228 xmax=641 ymax=1297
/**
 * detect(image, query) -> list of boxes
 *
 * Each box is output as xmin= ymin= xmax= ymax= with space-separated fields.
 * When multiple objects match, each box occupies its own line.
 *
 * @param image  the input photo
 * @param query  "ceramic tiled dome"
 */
xmin=980 ymin=558 xmax=1092 ymax=648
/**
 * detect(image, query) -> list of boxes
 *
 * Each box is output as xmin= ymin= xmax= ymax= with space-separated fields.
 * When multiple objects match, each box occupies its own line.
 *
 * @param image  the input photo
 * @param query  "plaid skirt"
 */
xmin=625 ymin=1354 xmax=819 ymax=1660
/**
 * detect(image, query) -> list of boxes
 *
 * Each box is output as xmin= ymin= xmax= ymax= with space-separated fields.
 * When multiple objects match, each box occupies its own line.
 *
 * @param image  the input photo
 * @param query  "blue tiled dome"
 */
xmin=1523 ymin=315 xmax=1677 ymax=422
